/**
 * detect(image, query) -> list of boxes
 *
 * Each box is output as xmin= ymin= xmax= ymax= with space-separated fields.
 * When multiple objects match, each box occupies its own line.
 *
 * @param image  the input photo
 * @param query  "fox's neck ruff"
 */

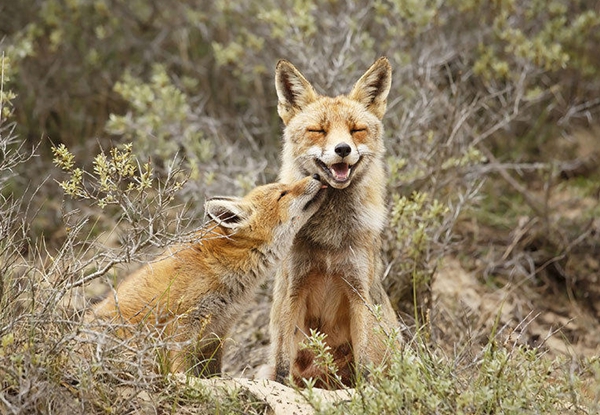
xmin=296 ymin=169 xmax=386 ymax=250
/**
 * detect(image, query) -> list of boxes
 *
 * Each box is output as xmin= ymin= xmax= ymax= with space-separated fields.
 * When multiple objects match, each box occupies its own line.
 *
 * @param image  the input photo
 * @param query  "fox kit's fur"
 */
xmin=268 ymin=57 xmax=399 ymax=388
xmin=89 ymin=175 xmax=326 ymax=376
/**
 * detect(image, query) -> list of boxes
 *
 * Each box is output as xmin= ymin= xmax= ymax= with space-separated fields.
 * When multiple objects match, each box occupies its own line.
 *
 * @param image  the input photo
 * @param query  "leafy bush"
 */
xmin=303 ymin=340 xmax=597 ymax=414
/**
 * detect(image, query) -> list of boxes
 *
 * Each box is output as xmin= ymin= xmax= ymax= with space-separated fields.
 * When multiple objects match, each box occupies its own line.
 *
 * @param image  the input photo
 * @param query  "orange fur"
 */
xmin=268 ymin=57 xmax=401 ymax=388
xmin=88 ymin=176 xmax=326 ymax=376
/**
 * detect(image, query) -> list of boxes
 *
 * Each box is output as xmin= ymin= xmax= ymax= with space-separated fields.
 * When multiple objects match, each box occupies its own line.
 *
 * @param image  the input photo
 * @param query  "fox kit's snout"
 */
xmin=87 ymin=176 xmax=324 ymax=376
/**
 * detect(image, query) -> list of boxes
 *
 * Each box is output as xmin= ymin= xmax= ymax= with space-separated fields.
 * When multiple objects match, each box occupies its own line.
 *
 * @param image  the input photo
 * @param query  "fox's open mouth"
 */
xmin=315 ymin=158 xmax=359 ymax=184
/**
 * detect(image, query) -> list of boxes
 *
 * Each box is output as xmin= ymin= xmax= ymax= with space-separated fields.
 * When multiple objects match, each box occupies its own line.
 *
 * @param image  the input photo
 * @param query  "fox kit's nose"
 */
xmin=334 ymin=143 xmax=351 ymax=158
xmin=312 ymin=173 xmax=321 ymax=181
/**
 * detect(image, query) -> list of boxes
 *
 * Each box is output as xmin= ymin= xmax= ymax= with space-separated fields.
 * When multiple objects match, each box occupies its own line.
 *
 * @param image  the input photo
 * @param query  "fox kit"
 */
xmin=89 ymin=175 xmax=326 ymax=376
xmin=268 ymin=57 xmax=399 ymax=388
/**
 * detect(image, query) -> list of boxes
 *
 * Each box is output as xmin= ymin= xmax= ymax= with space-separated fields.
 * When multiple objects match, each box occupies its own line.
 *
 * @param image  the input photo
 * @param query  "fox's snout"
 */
xmin=334 ymin=143 xmax=351 ymax=158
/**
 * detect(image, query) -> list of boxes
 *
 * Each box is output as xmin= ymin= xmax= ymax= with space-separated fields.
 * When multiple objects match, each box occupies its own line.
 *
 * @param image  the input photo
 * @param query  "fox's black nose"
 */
xmin=334 ymin=142 xmax=351 ymax=158
xmin=312 ymin=173 xmax=321 ymax=181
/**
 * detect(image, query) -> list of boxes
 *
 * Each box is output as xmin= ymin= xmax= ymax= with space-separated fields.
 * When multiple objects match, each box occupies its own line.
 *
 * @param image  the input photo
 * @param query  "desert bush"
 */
xmin=291 ymin=319 xmax=597 ymax=414
xmin=302 ymin=339 xmax=597 ymax=414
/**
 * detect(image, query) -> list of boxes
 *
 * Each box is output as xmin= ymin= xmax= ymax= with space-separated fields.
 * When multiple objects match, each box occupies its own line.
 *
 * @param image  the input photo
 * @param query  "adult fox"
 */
xmin=268 ymin=57 xmax=399 ymax=388
xmin=88 ymin=175 xmax=326 ymax=376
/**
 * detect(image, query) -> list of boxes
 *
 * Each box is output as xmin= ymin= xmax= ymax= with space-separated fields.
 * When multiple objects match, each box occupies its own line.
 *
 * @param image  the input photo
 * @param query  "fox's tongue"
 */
xmin=330 ymin=163 xmax=350 ymax=181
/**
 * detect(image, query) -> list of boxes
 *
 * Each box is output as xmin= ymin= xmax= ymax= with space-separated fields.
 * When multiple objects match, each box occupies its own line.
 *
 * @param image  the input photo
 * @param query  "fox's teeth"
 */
xmin=330 ymin=163 xmax=351 ymax=182
xmin=314 ymin=159 xmax=356 ymax=183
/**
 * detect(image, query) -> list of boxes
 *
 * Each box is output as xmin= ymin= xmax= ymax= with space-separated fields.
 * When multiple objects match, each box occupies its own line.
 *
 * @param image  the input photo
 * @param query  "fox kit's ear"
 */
xmin=275 ymin=60 xmax=318 ymax=125
xmin=205 ymin=198 xmax=248 ymax=229
xmin=349 ymin=57 xmax=392 ymax=120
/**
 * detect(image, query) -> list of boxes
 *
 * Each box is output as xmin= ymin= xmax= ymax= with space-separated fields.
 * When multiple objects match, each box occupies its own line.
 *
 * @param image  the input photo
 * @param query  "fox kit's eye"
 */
xmin=278 ymin=190 xmax=289 ymax=201
xmin=307 ymin=128 xmax=325 ymax=134
xmin=351 ymin=127 xmax=367 ymax=134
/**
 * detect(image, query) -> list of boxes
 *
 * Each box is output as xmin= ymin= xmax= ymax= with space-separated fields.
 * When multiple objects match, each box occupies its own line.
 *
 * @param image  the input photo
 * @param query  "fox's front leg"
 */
xmin=348 ymin=293 xmax=371 ymax=380
xmin=273 ymin=295 xmax=307 ymax=384
xmin=171 ymin=329 xmax=223 ymax=377
xmin=347 ymin=274 xmax=391 ymax=379
xmin=269 ymin=306 xmax=289 ymax=383
xmin=273 ymin=336 xmax=291 ymax=383
xmin=270 ymin=275 xmax=290 ymax=382
xmin=193 ymin=333 xmax=223 ymax=377
xmin=353 ymin=280 xmax=400 ymax=378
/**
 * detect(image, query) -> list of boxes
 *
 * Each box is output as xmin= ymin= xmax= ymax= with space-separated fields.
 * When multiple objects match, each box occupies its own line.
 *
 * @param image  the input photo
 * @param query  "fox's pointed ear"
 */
xmin=349 ymin=57 xmax=392 ymax=120
xmin=205 ymin=197 xmax=248 ymax=230
xmin=275 ymin=60 xmax=318 ymax=125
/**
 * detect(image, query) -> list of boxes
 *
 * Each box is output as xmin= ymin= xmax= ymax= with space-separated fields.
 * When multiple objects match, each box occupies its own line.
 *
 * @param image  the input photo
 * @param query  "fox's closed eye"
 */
xmin=278 ymin=190 xmax=289 ymax=200
xmin=307 ymin=128 xmax=326 ymax=134
xmin=351 ymin=128 xmax=367 ymax=134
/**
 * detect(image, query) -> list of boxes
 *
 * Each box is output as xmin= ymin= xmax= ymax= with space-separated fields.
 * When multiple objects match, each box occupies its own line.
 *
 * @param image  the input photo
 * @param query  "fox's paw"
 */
xmin=254 ymin=364 xmax=276 ymax=381
xmin=274 ymin=363 xmax=291 ymax=384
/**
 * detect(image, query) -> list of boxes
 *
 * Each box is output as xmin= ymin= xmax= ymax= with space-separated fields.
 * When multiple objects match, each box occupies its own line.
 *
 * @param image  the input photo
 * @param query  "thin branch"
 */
xmin=477 ymin=145 xmax=547 ymax=218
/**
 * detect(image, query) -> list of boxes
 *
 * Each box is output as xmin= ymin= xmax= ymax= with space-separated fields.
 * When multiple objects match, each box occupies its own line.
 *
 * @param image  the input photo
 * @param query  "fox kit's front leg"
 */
xmin=169 ymin=335 xmax=223 ymax=376
xmin=190 ymin=333 xmax=223 ymax=376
